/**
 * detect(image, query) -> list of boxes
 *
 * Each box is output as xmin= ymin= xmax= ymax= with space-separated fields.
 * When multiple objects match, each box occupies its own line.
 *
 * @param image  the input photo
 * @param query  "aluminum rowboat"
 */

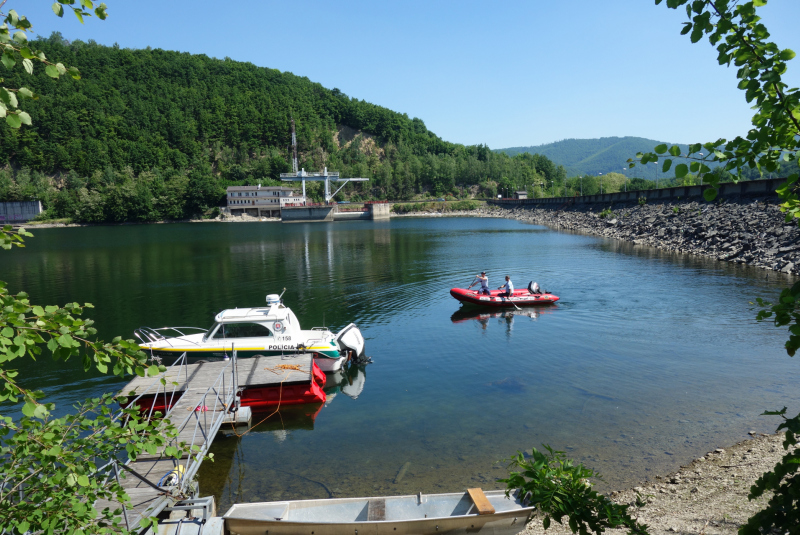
xmin=224 ymin=489 xmax=534 ymax=535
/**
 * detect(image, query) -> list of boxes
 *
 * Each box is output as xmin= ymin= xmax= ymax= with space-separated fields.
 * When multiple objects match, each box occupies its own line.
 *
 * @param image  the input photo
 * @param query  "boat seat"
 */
xmin=367 ymin=498 xmax=386 ymax=521
xmin=467 ymin=488 xmax=495 ymax=515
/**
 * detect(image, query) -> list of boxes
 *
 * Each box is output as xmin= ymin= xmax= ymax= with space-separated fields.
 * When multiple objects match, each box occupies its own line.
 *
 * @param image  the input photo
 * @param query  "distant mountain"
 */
xmin=496 ymin=136 xmax=700 ymax=179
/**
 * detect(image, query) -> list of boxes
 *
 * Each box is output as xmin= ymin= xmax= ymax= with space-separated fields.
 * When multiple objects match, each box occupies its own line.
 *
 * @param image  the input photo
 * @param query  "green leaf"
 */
xmin=147 ymin=364 xmax=160 ymax=377
xmin=18 ymin=111 xmax=31 ymax=125
xmin=675 ymin=163 xmax=689 ymax=178
xmin=654 ymin=144 xmax=668 ymax=154
xmin=77 ymin=474 xmax=90 ymax=487
xmin=57 ymin=333 xmax=74 ymax=347
xmin=690 ymin=25 xmax=703 ymax=43
xmin=5 ymin=113 xmax=21 ymax=128
xmin=22 ymin=58 xmax=32 ymax=75
xmin=33 ymin=403 xmax=49 ymax=419
xmin=662 ymin=159 xmax=672 ymax=173
xmin=45 ymin=64 xmax=59 ymax=78
xmin=21 ymin=401 xmax=36 ymax=417
xmin=703 ymin=188 xmax=717 ymax=202
xmin=52 ymin=3 xmax=65 ymax=17
xmin=0 ymin=52 xmax=14 ymax=70
xmin=779 ymin=49 xmax=796 ymax=62
xmin=669 ymin=145 xmax=681 ymax=156
xmin=17 ymin=87 xmax=36 ymax=100
xmin=17 ymin=522 xmax=30 ymax=534
xmin=0 ymin=88 xmax=18 ymax=108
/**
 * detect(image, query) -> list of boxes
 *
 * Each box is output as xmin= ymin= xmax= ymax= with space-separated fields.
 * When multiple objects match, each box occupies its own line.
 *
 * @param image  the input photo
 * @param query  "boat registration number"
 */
xmin=276 ymin=335 xmax=292 ymax=341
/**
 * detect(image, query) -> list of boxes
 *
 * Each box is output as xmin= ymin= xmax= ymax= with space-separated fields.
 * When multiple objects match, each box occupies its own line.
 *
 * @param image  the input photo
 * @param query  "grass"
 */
xmin=391 ymin=200 xmax=482 ymax=214
xmin=26 ymin=218 xmax=73 ymax=225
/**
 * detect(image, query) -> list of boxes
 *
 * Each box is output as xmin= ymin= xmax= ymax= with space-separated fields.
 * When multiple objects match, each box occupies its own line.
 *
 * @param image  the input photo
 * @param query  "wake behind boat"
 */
xmin=134 ymin=293 xmax=366 ymax=372
xmin=450 ymin=284 xmax=559 ymax=308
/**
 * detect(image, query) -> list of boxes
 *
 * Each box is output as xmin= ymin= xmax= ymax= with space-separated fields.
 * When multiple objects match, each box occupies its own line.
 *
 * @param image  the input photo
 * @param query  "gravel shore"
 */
xmin=521 ymin=433 xmax=787 ymax=535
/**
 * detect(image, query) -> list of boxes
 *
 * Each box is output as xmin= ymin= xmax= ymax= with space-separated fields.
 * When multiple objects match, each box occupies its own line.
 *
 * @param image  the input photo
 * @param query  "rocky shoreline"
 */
xmin=472 ymin=198 xmax=800 ymax=277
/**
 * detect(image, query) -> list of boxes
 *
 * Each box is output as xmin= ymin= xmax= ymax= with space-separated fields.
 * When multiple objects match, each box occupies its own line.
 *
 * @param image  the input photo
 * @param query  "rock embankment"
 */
xmin=480 ymin=199 xmax=800 ymax=276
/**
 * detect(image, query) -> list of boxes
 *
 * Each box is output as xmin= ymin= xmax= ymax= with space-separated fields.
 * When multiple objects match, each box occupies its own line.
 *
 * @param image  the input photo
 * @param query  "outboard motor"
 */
xmin=336 ymin=323 xmax=371 ymax=364
xmin=266 ymin=294 xmax=281 ymax=306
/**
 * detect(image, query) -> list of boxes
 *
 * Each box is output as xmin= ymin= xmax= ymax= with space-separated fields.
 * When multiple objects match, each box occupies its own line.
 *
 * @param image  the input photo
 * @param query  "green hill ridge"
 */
xmin=497 ymin=137 xmax=698 ymax=179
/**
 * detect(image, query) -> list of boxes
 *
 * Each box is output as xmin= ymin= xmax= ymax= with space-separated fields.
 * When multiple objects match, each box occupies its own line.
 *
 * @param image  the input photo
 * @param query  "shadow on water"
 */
xmin=2 ymin=218 xmax=799 ymax=509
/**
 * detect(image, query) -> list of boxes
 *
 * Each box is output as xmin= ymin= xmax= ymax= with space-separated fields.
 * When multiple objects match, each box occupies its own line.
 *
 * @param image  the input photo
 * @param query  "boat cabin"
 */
xmin=204 ymin=301 xmax=301 ymax=342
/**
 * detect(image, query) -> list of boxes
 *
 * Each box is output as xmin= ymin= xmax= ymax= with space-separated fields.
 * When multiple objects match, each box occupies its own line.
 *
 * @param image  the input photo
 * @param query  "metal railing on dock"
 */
xmin=94 ymin=350 xmax=241 ymax=530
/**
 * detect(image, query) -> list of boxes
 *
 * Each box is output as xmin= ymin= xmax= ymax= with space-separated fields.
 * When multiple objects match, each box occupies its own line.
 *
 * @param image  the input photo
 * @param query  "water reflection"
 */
xmin=450 ymin=306 xmax=557 ymax=337
xmin=324 ymin=364 xmax=368 ymax=405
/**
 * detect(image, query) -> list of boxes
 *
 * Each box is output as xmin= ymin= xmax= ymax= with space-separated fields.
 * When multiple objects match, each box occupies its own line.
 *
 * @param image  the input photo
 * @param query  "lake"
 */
xmin=2 ymin=217 xmax=798 ymax=510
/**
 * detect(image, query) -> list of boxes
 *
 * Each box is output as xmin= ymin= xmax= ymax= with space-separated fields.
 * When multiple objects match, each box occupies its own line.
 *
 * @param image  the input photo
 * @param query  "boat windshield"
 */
xmin=202 ymin=323 xmax=218 ymax=342
xmin=212 ymin=322 xmax=273 ymax=339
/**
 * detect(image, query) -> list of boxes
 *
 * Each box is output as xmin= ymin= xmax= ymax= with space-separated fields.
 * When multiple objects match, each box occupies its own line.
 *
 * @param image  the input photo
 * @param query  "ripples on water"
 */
xmin=1 ymin=218 xmax=799 ymax=508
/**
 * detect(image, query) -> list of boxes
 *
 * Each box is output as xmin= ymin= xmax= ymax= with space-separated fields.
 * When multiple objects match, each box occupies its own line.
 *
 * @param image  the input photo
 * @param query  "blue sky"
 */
xmin=16 ymin=1 xmax=800 ymax=150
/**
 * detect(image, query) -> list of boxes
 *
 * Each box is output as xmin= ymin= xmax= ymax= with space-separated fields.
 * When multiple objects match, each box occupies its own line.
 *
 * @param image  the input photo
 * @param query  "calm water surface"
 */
xmin=2 ymin=217 xmax=799 ymax=509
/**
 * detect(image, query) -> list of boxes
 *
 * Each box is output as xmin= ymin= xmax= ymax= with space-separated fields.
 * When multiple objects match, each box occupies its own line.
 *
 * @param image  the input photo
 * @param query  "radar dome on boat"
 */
xmin=266 ymin=294 xmax=281 ymax=306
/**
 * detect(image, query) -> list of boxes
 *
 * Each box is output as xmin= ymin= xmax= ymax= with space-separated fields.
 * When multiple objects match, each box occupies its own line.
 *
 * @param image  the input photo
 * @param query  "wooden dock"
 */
xmin=99 ymin=353 xmax=318 ymax=531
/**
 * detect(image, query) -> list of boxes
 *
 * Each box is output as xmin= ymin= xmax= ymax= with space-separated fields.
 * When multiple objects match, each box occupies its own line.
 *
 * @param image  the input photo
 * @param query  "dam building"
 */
xmin=226 ymin=185 xmax=305 ymax=218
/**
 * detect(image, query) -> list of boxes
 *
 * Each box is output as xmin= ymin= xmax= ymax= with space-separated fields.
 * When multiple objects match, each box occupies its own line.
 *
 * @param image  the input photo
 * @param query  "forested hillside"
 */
xmin=0 ymin=34 xmax=565 ymax=222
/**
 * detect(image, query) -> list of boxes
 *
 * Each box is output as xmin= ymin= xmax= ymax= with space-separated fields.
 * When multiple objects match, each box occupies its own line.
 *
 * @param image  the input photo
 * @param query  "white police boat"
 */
xmin=134 ymin=293 xmax=366 ymax=372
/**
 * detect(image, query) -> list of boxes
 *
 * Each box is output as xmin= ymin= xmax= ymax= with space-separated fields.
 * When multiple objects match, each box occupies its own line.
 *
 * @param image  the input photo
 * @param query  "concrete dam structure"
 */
xmin=281 ymin=203 xmax=390 ymax=223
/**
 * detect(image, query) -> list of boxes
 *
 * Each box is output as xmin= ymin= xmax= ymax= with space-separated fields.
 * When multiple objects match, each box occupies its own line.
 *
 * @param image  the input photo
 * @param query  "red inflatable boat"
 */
xmin=450 ymin=287 xmax=559 ymax=307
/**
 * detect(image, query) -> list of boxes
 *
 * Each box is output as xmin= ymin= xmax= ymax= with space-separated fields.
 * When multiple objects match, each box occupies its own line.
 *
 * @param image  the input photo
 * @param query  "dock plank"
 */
xmin=122 ymin=459 xmax=183 ymax=489
xmin=95 ymin=488 xmax=170 ymax=530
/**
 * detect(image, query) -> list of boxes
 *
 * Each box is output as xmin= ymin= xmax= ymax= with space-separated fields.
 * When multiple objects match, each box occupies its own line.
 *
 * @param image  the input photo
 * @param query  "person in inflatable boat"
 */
xmin=498 ymin=275 xmax=514 ymax=298
xmin=469 ymin=271 xmax=491 ymax=295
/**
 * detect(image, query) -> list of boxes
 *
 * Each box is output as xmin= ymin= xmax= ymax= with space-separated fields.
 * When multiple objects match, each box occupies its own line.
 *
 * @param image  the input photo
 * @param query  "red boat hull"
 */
xmin=126 ymin=361 xmax=327 ymax=413
xmin=450 ymin=287 xmax=559 ymax=307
